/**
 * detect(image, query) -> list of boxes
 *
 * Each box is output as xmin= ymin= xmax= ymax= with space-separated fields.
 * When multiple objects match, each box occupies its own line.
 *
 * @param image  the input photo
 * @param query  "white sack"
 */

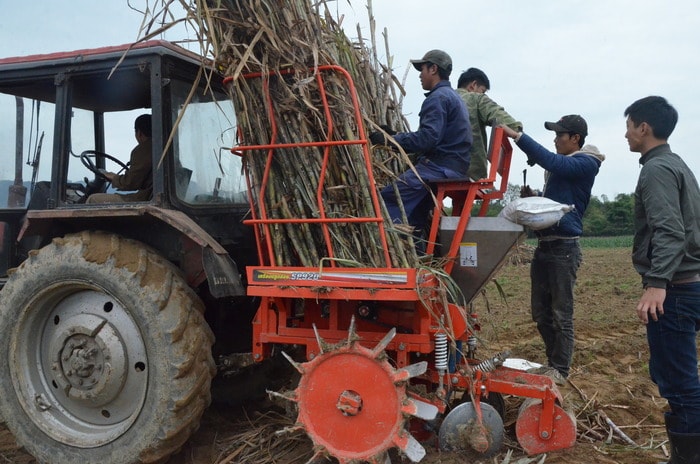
xmin=498 ymin=197 xmax=575 ymax=230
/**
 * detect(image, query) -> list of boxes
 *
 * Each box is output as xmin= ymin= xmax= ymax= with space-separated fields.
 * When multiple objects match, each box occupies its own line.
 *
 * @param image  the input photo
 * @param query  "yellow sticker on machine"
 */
xmin=459 ymin=242 xmax=477 ymax=267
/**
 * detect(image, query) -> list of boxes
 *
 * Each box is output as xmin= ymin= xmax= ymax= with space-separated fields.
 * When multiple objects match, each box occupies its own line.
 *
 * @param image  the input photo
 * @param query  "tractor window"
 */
xmin=0 ymin=94 xmax=55 ymax=209
xmin=67 ymin=108 xmax=145 ymax=182
xmin=67 ymin=107 xmax=96 ymax=184
xmin=170 ymin=79 xmax=246 ymax=206
xmin=103 ymin=111 xmax=147 ymax=168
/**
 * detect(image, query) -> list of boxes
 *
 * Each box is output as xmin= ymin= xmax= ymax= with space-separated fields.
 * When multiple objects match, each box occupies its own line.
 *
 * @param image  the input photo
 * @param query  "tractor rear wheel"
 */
xmin=0 ymin=231 xmax=215 ymax=463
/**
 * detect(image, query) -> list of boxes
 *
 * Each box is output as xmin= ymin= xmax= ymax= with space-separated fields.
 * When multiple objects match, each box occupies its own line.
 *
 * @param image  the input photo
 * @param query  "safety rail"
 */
xmin=225 ymin=66 xmax=393 ymax=269
xmin=426 ymin=126 xmax=513 ymax=272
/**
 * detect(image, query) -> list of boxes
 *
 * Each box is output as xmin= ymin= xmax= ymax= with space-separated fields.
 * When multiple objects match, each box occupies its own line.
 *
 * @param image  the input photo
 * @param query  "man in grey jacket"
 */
xmin=625 ymin=95 xmax=700 ymax=463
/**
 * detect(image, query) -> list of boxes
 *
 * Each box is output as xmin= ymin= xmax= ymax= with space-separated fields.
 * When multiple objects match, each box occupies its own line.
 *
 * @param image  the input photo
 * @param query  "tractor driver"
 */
xmin=86 ymin=114 xmax=153 ymax=203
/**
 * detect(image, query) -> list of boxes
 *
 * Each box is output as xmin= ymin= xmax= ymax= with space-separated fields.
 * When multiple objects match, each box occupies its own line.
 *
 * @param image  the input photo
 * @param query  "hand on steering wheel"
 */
xmin=80 ymin=150 xmax=129 ymax=180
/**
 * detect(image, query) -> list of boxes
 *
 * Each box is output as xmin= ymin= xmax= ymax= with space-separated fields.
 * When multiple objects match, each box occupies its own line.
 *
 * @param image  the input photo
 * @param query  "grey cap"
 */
xmin=410 ymin=49 xmax=452 ymax=73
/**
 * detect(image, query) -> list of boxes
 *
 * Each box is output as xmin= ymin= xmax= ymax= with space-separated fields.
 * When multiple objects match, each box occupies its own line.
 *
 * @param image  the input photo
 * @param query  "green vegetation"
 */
xmin=583 ymin=193 xmax=634 ymax=236
xmin=525 ymin=235 xmax=633 ymax=248
xmin=578 ymin=235 xmax=633 ymax=248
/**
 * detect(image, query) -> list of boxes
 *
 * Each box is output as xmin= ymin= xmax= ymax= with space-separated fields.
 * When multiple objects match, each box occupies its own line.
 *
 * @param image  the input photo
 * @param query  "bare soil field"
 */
xmin=0 ymin=247 xmax=674 ymax=464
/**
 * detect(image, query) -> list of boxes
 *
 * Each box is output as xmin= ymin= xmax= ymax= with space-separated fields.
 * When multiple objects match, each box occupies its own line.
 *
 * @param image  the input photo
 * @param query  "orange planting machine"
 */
xmin=231 ymin=66 xmax=577 ymax=464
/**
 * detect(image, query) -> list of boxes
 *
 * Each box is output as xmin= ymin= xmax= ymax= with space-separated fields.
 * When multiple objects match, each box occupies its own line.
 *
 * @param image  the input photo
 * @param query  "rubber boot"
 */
xmin=666 ymin=430 xmax=700 ymax=463
xmin=660 ymin=413 xmax=676 ymax=464
xmin=660 ymin=413 xmax=700 ymax=464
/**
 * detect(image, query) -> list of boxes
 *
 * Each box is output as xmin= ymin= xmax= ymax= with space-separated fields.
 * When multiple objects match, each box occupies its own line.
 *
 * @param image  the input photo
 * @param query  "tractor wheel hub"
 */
xmin=50 ymin=313 xmax=127 ymax=404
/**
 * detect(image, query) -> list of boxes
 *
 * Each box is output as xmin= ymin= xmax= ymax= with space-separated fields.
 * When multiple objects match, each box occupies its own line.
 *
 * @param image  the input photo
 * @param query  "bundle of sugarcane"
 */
xmin=142 ymin=0 xmax=420 ymax=269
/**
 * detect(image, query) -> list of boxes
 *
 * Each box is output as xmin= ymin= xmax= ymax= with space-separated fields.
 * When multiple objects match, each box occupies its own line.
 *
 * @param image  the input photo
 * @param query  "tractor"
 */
xmin=0 ymin=41 xmax=576 ymax=463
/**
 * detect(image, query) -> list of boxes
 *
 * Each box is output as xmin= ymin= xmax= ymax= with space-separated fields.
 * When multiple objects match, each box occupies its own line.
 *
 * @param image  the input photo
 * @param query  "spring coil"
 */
xmin=466 ymin=334 xmax=478 ymax=357
xmin=467 ymin=335 xmax=477 ymax=352
xmin=473 ymin=357 xmax=497 ymax=373
xmin=434 ymin=332 xmax=448 ymax=372
xmin=473 ymin=351 xmax=509 ymax=373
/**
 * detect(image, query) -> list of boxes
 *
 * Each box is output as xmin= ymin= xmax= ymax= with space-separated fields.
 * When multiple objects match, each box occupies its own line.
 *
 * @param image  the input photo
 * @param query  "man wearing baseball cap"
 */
xmin=409 ymin=49 xmax=453 ymax=73
xmin=544 ymin=114 xmax=588 ymax=139
xmin=500 ymin=115 xmax=605 ymax=385
xmin=369 ymin=50 xmax=471 ymax=247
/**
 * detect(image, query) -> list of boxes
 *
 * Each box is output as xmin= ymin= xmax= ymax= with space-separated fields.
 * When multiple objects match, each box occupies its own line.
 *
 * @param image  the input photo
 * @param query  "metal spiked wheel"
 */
xmin=278 ymin=318 xmax=437 ymax=464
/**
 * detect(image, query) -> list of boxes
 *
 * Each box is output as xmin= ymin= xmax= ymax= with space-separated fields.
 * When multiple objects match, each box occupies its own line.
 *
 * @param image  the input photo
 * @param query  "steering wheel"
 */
xmin=80 ymin=150 xmax=129 ymax=179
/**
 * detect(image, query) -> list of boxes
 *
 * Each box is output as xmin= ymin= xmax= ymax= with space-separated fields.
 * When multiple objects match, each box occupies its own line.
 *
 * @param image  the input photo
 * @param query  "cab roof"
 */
xmin=0 ymin=40 xmax=209 ymax=112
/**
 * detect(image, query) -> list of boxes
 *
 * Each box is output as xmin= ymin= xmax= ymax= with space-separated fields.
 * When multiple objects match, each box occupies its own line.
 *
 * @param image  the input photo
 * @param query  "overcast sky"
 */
xmin=1 ymin=1 xmax=698 ymax=200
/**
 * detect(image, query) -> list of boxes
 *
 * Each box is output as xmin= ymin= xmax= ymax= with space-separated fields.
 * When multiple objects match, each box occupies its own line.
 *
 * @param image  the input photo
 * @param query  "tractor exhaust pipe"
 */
xmin=8 ymin=96 xmax=27 ymax=207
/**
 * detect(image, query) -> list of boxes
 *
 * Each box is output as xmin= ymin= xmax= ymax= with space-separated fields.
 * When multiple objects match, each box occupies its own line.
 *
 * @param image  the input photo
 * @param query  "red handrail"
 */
xmin=225 ymin=66 xmax=393 ymax=268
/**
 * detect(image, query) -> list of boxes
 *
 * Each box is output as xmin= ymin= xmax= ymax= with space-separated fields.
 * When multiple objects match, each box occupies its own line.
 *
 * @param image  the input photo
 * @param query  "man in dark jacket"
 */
xmin=625 ymin=95 xmax=700 ymax=464
xmin=502 ymin=115 xmax=604 ymax=384
xmin=370 ymin=50 xmax=471 ymax=239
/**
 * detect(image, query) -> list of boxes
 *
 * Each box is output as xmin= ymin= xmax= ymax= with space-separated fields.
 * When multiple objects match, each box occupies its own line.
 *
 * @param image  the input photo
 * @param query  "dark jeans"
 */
xmin=647 ymin=281 xmax=700 ymax=433
xmin=381 ymin=158 xmax=462 ymax=231
xmin=530 ymin=239 xmax=582 ymax=377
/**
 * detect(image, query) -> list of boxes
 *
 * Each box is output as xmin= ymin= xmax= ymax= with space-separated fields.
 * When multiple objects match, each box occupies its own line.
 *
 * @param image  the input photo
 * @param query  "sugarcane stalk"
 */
xmin=143 ymin=0 xmax=421 ymax=269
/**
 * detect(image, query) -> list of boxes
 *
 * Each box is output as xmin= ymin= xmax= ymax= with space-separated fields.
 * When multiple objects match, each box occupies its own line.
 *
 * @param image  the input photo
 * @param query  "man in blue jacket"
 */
xmin=370 ymin=50 xmax=471 ymax=241
xmin=502 ymin=115 xmax=604 ymax=384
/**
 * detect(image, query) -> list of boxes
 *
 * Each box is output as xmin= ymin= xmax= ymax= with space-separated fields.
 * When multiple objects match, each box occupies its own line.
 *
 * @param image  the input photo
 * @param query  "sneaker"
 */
xmin=528 ymin=366 xmax=567 ymax=386
xmin=543 ymin=368 xmax=567 ymax=386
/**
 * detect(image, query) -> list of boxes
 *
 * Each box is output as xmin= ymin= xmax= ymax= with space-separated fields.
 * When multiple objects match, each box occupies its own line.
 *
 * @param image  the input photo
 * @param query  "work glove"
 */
xmin=379 ymin=125 xmax=396 ymax=135
xmin=520 ymin=185 xmax=536 ymax=198
xmin=369 ymin=125 xmax=396 ymax=146
xmin=369 ymin=131 xmax=388 ymax=146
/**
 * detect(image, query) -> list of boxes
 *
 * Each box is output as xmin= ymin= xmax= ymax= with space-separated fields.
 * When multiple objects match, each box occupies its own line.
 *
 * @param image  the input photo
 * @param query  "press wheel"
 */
xmin=515 ymin=398 xmax=577 ymax=455
xmin=438 ymin=401 xmax=504 ymax=458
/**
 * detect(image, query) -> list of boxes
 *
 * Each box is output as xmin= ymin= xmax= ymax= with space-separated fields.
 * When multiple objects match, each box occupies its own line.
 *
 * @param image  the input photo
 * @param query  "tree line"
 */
xmin=472 ymin=183 xmax=635 ymax=236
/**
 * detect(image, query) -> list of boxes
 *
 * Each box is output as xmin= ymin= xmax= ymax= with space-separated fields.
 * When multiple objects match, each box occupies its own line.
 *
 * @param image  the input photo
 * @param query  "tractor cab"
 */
xmin=0 ymin=40 xmax=255 ymax=284
xmin=0 ymin=41 xmax=261 ymax=464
